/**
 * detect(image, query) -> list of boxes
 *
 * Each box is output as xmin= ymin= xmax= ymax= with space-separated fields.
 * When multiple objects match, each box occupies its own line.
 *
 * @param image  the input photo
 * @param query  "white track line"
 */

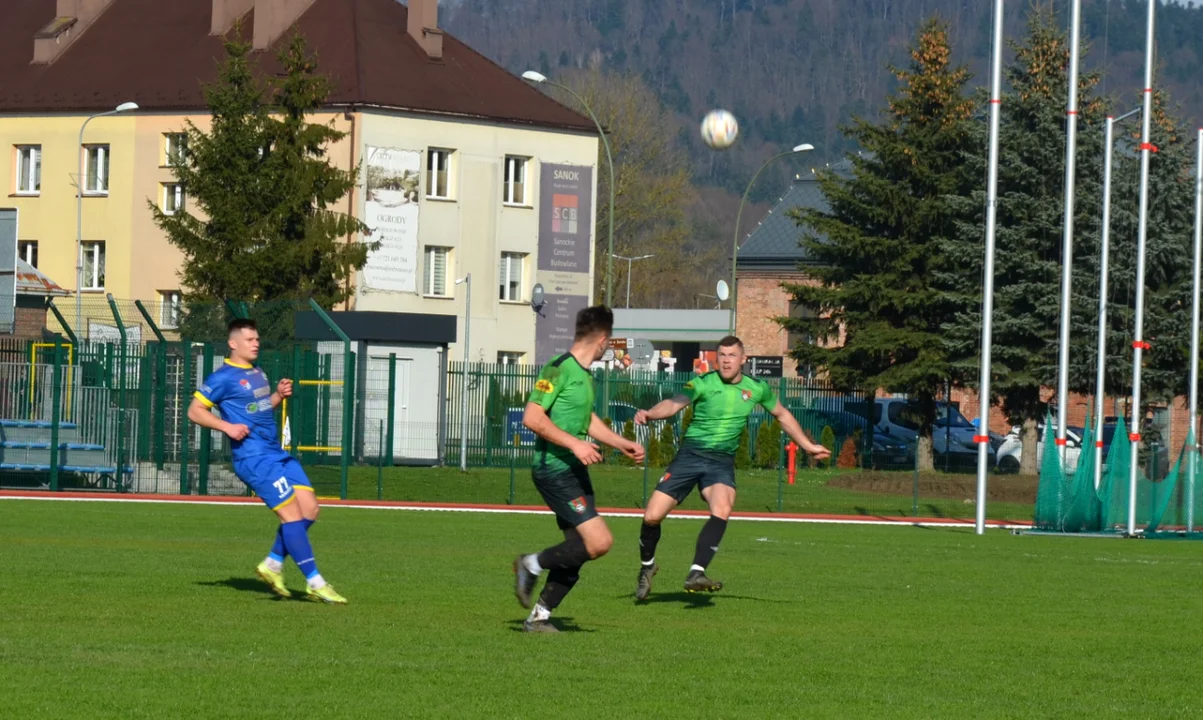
xmin=0 ymin=495 xmax=1026 ymax=529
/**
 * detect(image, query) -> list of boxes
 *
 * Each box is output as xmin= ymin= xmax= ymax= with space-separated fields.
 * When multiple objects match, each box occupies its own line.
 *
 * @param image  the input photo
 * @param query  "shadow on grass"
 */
xmin=196 ymin=576 xmax=288 ymax=600
xmin=505 ymin=617 xmax=595 ymax=633
xmin=629 ymin=591 xmax=794 ymax=608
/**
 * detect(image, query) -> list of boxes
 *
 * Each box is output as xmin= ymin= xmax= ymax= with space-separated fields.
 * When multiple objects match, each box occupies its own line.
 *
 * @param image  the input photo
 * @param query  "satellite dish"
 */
xmin=716 ymin=280 xmax=730 ymax=302
xmin=531 ymin=283 xmax=545 ymax=311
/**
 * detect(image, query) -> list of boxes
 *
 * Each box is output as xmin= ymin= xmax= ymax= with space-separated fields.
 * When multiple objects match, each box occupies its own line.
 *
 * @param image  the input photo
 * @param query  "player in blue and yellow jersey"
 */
xmin=633 ymin=335 xmax=830 ymax=599
xmin=187 ymin=318 xmax=347 ymax=604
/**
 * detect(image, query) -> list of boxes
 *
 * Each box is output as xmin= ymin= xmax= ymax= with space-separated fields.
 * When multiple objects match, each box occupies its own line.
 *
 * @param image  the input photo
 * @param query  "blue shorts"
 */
xmin=233 ymin=454 xmax=313 ymax=510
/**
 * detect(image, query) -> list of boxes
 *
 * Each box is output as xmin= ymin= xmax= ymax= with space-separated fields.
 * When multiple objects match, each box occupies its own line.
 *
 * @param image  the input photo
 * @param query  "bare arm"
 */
xmin=523 ymin=402 xmax=601 ymax=465
xmin=271 ymin=379 xmax=292 ymax=409
xmin=187 ymin=398 xmax=248 ymax=441
xmin=769 ymin=403 xmax=830 ymax=459
xmin=635 ymin=395 xmax=690 ymax=425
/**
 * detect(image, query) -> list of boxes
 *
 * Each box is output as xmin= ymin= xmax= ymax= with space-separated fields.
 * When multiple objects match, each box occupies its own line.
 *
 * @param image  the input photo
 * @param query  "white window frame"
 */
xmin=160 ymin=290 xmax=181 ymax=329
xmin=162 ymin=183 xmax=185 ymax=215
xmin=423 ymin=246 xmax=451 ymax=297
xmin=497 ymin=351 xmax=524 ymax=366
xmin=426 ymin=148 xmax=453 ymax=200
xmin=84 ymin=144 xmax=110 ymax=195
xmin=15 ymin=145 xmax=41 ymax=195
xmin=165 ymin=133 xmax=188 ymax=167
xmin=503 ymin=155 xmax=529 ymax=206
xmin=17 ymin=240 xmax=38 ymax=268
xmin=81 ymin=241 xmax=106 ymax=290
xmin=498 ymin=252 xmax=525 ymax=302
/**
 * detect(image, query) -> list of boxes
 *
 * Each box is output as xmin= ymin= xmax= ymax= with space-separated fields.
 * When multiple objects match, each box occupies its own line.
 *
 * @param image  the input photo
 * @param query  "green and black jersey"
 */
xmin=680 ymin=371 xmax=778 ymax=455
xmin=527 ymin=353 xmax=596 ymax=472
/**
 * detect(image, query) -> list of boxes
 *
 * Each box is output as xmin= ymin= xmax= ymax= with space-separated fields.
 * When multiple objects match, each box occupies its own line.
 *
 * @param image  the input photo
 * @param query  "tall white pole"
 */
xmin=1127 ymin=0 xmax=1156 ymax=537
xmin=1094 ymin=109 xmax=1140 ymax=489
xmin=459 ymin=273 xmax=471 ymax=472
xmin=1055 ymin=0 xmax=1083 ymax=461
xmin=975 ymin=0 xmax=1006 ymax=535
xmin=1188 ymin=129 xmax=1203 ymax=532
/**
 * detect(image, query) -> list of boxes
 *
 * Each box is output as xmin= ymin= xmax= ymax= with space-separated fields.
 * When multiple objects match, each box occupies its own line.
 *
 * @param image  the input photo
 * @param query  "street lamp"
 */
xmin=455 ymin=274 xmax=471 ymax=472
xmin=522 ymin=71 xmax=616 ymax=309
xmin=729 ymin=143 xmax=814 ymax=334
xmin=612 ymin=253 xmax=654 ymax=308
xmin=76 ymin=101 xmax=138 ymax=336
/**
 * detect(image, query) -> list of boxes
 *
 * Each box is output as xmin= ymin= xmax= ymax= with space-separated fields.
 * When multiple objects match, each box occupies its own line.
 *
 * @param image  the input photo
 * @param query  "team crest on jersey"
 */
xmin=535 ymin=379 xmax=554 ymax=393
xmin=239 ymin=379 xmax=252 ymax=391
xmin=741 ymin=390 xmax=752 ymax=402
xmin=569 ymin=496 xmax=587 ymax=514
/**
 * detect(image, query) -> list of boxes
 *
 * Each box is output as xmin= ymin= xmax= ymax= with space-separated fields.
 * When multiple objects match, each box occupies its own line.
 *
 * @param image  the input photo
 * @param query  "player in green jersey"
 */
xmin=513 ymin=305 xmax=645 ymax=632
xmin=633 ymin=335 xmax=830 ymax=598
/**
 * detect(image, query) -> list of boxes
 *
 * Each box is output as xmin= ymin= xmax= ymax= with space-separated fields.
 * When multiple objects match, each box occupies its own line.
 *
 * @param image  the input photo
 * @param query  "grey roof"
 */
xmin=736 ymin=159 xmax=854 ymax=270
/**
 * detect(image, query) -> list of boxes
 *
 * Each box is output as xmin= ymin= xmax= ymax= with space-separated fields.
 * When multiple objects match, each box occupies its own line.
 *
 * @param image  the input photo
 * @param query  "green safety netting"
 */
xmin=1033 ymin=414 xmax=1203 ymax=536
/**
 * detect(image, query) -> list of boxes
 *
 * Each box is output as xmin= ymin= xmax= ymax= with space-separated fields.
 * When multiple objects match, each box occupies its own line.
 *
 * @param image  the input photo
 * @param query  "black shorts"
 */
xmin=655 ymin=445 xmax=736 ymax=503
xmin=532 ymin=464 xmax=599 ymax=530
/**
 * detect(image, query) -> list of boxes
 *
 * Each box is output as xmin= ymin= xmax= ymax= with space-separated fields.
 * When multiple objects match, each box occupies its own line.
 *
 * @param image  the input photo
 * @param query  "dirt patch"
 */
xmin=827 ymin=471 xmax=1038 ymax=505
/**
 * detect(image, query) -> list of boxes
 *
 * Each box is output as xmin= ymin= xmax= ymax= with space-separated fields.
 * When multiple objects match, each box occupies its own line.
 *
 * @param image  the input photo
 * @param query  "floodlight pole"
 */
xmin=1127 ymin=0 xmax=1156 ymax=537
xmin=1188 ymin=129 xmax=1203 ymax=533
xmin=1054 ymin=0 xmax=1083 ymax=463
xmin=974 ymin=0 xmax=1005 ymax=536
xmin=1093 ymin=107 xmax=1141 ymax=491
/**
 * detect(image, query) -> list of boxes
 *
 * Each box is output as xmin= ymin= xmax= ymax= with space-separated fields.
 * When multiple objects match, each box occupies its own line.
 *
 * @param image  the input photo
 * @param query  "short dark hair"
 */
xmin=717 ymin=335 xmax=744 ymax=351
xmin=574 ymin=305 xmax=614 ymax=340
xmin=228 ymin=318 xmax=258 ymax=336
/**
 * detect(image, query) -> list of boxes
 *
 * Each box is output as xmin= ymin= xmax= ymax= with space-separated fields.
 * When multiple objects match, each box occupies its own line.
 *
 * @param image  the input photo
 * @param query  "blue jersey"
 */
xmin=194 ymin=360 xmax=284 ymax=462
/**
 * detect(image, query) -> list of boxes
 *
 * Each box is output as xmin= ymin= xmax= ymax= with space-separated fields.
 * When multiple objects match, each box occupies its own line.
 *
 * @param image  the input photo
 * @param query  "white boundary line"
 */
xmin=0 ymin=495 xmax=1027 ymax=529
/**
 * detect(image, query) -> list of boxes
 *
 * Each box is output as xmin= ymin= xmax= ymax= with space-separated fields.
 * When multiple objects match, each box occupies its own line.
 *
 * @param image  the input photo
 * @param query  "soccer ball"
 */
xmin=700 ymin=109 xmax=739 ymax=150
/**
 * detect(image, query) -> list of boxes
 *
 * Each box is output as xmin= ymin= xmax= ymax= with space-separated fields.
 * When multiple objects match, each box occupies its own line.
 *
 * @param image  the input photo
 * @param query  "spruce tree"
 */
xmin=153 ymin=33 xmax=372 ymax=338
xmin=781 ymin=19 xmax=974 ymax=470
xmin=941 ymin=8 xmax=1106 ymax=474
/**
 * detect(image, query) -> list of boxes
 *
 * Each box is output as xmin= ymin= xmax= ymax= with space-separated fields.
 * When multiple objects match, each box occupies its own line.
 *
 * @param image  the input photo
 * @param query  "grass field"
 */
xmin=302 ymin=465 xmax=1038 ymax=521
xmin=4 ymin=498 xmax=1203 ymax=717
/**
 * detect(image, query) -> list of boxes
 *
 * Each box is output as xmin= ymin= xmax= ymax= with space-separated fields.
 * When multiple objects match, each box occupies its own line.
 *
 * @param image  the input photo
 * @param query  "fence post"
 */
xmin=106 ymin=295 xmax=128 ymax=491
xmin=777 ymin=431 xmax=785 ymax=512
xmin=386 ymin=353 xmax=396 ymax=467
xmin=912 ymin=438 xmax=920 ymax=516
xmin=290 ymin=344 xmax=302 ymax=457
xmin=134 ymin=299 xmax=166 ymax=467
xmin=377 ymin=419 xmax=384 ymax=501
xmin=180 ymin=342 xmax=193 ymax=494
xmin=49 ymin=338 xmax=64 ymax=492
xmin=198 ymin=343 xmax=213 ymax=495
xmin=154 ymin=343 xmax=168 ymax=470
xmin=306 ymin=298 xmax=352 ymax=500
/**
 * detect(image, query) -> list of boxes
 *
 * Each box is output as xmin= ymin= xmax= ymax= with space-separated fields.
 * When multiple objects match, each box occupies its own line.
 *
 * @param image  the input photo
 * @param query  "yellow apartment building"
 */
xmin=1 ymin=0 xmax=599 ymax=364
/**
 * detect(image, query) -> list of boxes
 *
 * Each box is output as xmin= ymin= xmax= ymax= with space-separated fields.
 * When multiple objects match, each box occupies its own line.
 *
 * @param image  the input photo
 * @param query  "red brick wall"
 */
xmin=12 ymin=301 xmax=47 ymax=340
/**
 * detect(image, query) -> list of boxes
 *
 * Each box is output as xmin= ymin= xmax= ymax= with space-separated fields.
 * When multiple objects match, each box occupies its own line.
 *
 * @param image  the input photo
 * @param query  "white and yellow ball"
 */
xmin=700 ymin=109 xmax=739 ymax=150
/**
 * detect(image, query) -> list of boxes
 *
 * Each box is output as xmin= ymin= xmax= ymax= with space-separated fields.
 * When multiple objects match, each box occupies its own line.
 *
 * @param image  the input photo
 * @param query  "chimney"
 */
xmin=211 ymin=0 xmax=255 ymax=36
xmin=407 ymin=0 xmax=443 ymax=60
xmin=252 ymin=0 xmax=318 ymax=50
xmin=32 ymin=0 xmax=116 ymax=65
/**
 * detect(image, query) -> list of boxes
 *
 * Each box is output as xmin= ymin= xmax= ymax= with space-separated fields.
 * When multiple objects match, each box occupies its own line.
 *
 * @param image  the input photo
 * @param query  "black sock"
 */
xmin=537 ymin=565 xmax=581 ymax=610
xmin=639 ymin=521 xmax=661 ymax=564
xmin=691 ymin=516 xmax=728 ymax=571
xmin=537 ymin=534 xmax=591 ymax=570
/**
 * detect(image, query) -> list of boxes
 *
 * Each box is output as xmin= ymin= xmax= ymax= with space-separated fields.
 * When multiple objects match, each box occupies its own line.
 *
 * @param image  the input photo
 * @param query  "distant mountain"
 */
xmin=441 ymin=0 xmax=1203 ymax=200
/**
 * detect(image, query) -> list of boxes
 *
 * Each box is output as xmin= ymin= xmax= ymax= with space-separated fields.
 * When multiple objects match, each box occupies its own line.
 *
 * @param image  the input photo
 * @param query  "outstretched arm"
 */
xmin=589 ymin=414 xmax=645 ymax=463
xmin=769 ymin=403 xmax=831 ymax=461
xmin=635 ymin=395 xmax=691 ymax=425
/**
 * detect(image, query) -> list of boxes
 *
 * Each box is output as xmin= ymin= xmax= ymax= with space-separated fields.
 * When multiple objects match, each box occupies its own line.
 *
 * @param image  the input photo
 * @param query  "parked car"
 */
xmin=995 ymin=422 xmax=1083 ymax=475
xmin=874 ymin=397 xmax=995 ymax=470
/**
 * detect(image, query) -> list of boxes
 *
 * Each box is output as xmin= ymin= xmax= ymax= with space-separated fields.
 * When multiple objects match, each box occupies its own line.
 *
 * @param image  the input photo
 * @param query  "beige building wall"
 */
xmin=355 ymin=110 xmax=598 ymax=365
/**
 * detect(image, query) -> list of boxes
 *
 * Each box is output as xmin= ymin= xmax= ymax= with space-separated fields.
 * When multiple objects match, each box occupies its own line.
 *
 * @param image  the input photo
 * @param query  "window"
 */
xmin=81 ymin=241 xmax=105 ymax=290
xmin=426 ymin=148 xmax=452 ymax=199
xmin=788 ymin=301 xmax=816 ymax=379
xmin=15 ymin=145 xmax=40 ymax=194
xmin=162 ymin=183 xmax=185 ymax=214
xmin=17 ymin=241 xmax=38 ymax=268
xmin=84 ymin=144 xmax=110 ymax=194
xmin=423 ymin=246 xmax=450 ymax=297
xmin=498 ymin=252 xmax=525 ymax=302
xmin=503 ymin=156 xmax=528 ymax=205
xmin=497 ymin=351 xmax=524 ymax=366
xmin=165 ymin=133 xmax=188 ymax=166
xmin=160 ymin=290 xmax=181 ymax=329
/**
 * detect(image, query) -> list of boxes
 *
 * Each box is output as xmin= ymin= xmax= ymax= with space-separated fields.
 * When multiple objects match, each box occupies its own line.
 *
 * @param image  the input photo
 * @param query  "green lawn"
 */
xmin=3 ymin=499 xmax=1201 ymax=717
xmin=304 ymin=464 xmax=1036 ymax=522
